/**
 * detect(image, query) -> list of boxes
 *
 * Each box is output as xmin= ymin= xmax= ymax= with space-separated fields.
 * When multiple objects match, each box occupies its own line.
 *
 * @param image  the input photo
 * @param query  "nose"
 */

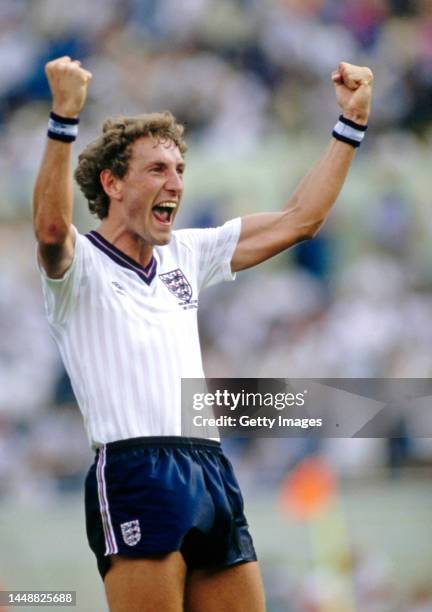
xmin=165 ymin=170 xmax=183 ymax=194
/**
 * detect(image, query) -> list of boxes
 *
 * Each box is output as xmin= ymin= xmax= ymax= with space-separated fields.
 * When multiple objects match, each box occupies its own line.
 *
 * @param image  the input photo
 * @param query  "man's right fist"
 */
xmin=45 ymin=56 xmax=92 ymax=118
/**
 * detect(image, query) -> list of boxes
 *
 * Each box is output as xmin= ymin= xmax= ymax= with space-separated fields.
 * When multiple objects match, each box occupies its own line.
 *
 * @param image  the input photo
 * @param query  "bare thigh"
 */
xmin=185 ymin=561 xmax=266 ymax=612
xmin=104 ymin=552 xmax=187 ymax=612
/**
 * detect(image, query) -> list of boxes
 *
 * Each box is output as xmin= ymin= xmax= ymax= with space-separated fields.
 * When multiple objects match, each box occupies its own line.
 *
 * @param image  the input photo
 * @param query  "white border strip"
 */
xmin=96 ymin=446 xmax=118 ymax=555
xmin=47 ymin=117 xmax=79 ymax=137
xmin=334 ymin=120 xmax=365 ymax=143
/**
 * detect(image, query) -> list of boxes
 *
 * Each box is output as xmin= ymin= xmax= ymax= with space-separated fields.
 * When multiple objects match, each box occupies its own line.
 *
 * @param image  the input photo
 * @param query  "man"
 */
xmin=33 ymin=56 xmax=373 ymax=612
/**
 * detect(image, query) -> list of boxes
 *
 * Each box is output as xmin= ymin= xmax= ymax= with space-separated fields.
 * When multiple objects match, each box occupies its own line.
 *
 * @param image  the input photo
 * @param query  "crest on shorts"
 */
xmin=120 ymin=520 xmax=141 ymax=546
xmin=159 ymin=268 xmax=193 ymax=303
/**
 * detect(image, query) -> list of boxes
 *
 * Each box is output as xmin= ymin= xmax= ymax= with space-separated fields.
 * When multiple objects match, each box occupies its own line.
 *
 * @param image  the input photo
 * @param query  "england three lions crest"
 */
xmin=120 ymin=520 xmax=141 ymax=546
xmin=159 ymin=268 xmax=193 ymax=303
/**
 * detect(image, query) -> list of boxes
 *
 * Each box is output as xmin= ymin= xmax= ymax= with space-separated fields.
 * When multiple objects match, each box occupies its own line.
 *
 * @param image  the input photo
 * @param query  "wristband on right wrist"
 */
xmin=332 ymin=114 xmax=368 ymax=148
xmin=47 ymin=112 xmax=80 ymax=143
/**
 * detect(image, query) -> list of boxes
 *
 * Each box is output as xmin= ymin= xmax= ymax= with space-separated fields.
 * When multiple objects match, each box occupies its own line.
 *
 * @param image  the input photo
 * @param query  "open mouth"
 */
xmin=152 ymin=201 xmax=177 ymax=225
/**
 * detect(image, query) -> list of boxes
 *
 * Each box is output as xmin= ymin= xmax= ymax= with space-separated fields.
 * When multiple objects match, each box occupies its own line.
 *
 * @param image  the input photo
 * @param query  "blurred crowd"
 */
xmin=2 ymin=0 xmax=432 ymax=214
xmin=1 ymin=0 xmax=432 ymax=609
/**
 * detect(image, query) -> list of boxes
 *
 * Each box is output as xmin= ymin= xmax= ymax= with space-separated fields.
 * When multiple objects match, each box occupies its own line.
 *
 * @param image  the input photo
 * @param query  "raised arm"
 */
xmin=33 ymin=56 xmax=92 ymax=278
xmin=231 ymin=62 xmax=373 ymax=272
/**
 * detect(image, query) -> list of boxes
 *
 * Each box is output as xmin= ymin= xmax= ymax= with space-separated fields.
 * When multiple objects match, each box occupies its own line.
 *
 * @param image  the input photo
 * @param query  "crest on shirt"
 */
xmin=120 ymin=520 xmax=141 ymax=546
xmin=159 ymin=268 xmax=193 ymax=303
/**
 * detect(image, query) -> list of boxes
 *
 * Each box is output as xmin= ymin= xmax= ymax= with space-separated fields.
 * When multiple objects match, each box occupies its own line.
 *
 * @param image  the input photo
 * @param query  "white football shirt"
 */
xmin=39 ymin=219 xmax=241 ymax=447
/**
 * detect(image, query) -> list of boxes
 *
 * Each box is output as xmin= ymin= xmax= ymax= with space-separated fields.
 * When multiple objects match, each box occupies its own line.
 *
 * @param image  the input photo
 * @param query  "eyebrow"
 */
xmin=145 ymin=160 xmax=186 ymax=169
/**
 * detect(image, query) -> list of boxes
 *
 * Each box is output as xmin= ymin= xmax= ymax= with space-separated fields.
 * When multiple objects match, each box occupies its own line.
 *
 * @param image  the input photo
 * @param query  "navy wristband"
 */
xmin=332 ymin=115 xmax=368 ymax=148
xmin=47 ymin=112 xmax=79 ymax=143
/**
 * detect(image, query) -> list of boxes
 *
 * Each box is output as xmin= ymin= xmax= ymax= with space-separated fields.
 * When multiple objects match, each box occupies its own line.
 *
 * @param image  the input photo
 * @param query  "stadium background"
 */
xmin=1 ymin=0 xmax=432 ymax=610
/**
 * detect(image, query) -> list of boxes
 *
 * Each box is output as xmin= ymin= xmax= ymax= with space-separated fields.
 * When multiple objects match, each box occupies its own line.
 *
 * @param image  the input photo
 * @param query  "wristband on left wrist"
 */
xmin=332 ymin=114 xmax=368 ymax=148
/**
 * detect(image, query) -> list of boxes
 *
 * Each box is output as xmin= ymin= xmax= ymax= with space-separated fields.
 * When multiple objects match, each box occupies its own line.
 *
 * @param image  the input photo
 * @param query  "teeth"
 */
xmin=154 ymin=202 xmax=177 ymax=209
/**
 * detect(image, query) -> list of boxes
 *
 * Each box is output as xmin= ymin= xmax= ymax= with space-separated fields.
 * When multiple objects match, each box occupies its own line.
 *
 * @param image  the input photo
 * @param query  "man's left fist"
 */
xmin=331 ymin=62 xmax=374 ymax=125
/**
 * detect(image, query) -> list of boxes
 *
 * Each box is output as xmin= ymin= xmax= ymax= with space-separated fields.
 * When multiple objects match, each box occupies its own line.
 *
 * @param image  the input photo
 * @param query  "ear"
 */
xmin=100 ymin=169 xmax=123 ymax=201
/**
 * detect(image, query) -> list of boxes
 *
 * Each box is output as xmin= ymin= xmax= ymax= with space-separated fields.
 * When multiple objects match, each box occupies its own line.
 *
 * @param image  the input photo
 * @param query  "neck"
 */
xmin=97 ymin=219 xmax=154 ymax=268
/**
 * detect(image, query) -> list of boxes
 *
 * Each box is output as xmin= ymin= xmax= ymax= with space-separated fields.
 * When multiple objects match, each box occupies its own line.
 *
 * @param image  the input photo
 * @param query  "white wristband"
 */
xmin=332 ymin=115 xmax=368 ymax=148
xmin=47 ymin=112 xmax=80 ymax=143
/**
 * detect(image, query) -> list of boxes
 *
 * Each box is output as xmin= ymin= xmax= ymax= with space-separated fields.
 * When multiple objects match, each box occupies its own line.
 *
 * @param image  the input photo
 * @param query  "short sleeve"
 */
xmin=175 ymin=218 xmax=241 ymax=291
xmin=37 ymin=226 xmax=93 ymax=326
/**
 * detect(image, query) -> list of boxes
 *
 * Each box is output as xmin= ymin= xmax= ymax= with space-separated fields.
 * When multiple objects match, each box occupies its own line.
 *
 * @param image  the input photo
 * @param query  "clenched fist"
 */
xmin=45 ymin=56 xmax=92 ymax=118
xmin=332 ymin=62 xmax=373 ymax=125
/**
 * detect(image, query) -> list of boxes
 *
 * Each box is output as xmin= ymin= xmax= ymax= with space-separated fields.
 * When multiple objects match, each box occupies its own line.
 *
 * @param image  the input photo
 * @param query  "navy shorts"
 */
xmin=84 ymin=436 xmax=257 ymax=580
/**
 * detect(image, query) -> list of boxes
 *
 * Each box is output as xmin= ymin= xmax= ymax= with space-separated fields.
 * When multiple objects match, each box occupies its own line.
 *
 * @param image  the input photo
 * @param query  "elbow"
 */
xmin=296 ymin=220 xmax=324 ymax=242
xmin=34 ymin=222 xmax=69 ymax=248
xmin=32 ymin=188 xmax=70 ymax=247
xmin=282 ymin=205 xmax=326 ymax=243
xmin=308 ymin=221 xmax=324 ymax=239
xmin=33 ymin=208 xmax=69 ymax=246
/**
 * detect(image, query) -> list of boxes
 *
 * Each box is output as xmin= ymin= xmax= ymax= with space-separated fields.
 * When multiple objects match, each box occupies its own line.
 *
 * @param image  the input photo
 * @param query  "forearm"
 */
xmin=282 ymin=62 xmax=371 ymax=238
xmin=33 ymin=139 xmax=73 ymax=245
xmin=231 ymin=62 xmax=373 ymax=272
xmin=282 ymin=137 xmax=356 ymax=238
xmin=33 ymin=57 xmax=92 ymax=247
xmin=231 ymin=138 xmax=356 ymax=271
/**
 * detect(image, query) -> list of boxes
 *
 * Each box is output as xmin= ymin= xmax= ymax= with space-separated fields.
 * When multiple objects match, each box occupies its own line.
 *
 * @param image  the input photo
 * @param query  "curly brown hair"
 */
xmin=74 ymin=111 xmax=187 ymax=219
